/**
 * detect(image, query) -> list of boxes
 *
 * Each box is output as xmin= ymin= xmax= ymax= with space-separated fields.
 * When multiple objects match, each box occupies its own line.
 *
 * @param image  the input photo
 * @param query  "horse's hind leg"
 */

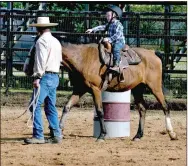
xmin=147 ymin=82 xmax=177 ymax=140
xmin=59 ymin=90 xmax=86 ymax=131
xmin=132 ymin=83 xmax=147 ymax=141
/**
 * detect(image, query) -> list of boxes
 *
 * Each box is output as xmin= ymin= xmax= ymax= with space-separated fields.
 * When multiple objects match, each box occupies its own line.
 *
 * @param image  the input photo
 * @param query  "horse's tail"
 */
xmin=155 ymin=50 xmax=169 ymax=95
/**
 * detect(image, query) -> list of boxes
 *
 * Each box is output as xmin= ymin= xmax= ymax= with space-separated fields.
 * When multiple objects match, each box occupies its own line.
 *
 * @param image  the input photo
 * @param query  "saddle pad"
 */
xmin=122 ymin=49 xmax=141 ymax=65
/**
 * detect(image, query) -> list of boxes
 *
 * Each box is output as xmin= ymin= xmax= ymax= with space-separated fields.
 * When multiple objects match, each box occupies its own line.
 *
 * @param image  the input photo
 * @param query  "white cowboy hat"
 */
xmin=29 ymin=17 xmax=58 ymax=27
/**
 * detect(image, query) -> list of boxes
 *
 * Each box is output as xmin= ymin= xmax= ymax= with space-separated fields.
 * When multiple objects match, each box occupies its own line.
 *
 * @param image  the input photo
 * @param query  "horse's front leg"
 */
xmin=59 ymin=91 xmax=85 ymax=131
xmin=91 ymin=86 xmax=106 ymax=141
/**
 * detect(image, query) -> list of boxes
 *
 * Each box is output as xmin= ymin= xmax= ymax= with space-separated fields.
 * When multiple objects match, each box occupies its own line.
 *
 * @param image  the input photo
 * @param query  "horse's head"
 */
xmin=98 ymin=38 xmax=113 ymax=66
xmin=103 ymin=41 xmax=112 ymax=53
xmin=99 ymin=38 xmax=112 ymax=53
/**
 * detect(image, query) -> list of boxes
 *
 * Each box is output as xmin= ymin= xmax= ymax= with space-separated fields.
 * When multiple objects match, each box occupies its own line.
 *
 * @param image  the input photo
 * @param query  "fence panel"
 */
xmin=0 ymin=9 xmax=187 ymax=97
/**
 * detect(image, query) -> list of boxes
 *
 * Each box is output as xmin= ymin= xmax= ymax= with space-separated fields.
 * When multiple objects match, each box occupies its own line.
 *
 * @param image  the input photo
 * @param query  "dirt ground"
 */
xmin=1 ymin=106 xmax=187 ymax=166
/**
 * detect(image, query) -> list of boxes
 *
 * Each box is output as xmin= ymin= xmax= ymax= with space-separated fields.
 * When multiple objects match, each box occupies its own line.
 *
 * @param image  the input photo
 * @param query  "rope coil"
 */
xmin=26 ymin=86 xmax=40 ymax=128
xmin=13 ymin=86 xmax=40 ymax=128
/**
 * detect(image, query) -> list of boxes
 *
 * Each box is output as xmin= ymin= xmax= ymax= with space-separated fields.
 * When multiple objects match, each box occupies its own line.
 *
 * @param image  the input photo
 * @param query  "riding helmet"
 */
xmin=106 ymin=5 xmax=123 ymax=18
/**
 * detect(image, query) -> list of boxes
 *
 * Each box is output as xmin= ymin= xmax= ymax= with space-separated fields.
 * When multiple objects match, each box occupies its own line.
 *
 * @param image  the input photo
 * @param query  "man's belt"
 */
xmin=45 ymin=71 xmax=58 ymax=74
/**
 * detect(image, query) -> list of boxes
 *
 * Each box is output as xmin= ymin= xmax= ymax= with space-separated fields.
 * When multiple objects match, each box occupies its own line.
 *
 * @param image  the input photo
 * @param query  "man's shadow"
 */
xmin=1 ymin=137 xmax=26 ymax=143
xmin=1 ymin=133 xmax=94 ymax=144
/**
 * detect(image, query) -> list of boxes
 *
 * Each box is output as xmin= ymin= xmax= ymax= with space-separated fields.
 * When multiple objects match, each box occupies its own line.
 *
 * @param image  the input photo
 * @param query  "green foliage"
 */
xmin=89 ymin=4 xmax=108 ymax=11
xmin=74 ymin=22 xmax=84 ymax=33
xmin=91 ymin=20 xmax=102 ymax=29
xmin=0 ymin=2 xmax=24 ymax=9
xmin=1 ymin=3 xmax=187 ymax=14
xmin=140 ymin=21 xmax=164 ymax=35
xmin=130 ymin=5 xmax=164 ymax=12
xmin=0 ymin=2 xmax=7 ymax=7
xmin=46 ymin=3 xmax=86 ymax=33
xmin=171 ymin=22 xmax=187 ymax=36
xmin=171 ymin=78 xmax=187 ymax=98
xmin=13 ymin=2 xmax=24 ymax=9
xmin=172 ymin=5 xmax=187 ymax=13
xmin=129 ymin=4 xmax=187 ymax=13
xmin=47 ymin=3 xmax=85 ymax=12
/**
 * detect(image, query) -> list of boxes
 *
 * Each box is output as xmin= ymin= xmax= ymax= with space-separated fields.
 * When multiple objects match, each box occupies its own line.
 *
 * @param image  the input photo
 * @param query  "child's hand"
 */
xmin=86 ymin=29 xmax=93 ymax=33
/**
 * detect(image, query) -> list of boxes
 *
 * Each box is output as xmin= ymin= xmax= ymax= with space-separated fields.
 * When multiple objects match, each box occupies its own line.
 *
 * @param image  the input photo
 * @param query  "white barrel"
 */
xmin=93 ymin=91 xmax=131 ymax=138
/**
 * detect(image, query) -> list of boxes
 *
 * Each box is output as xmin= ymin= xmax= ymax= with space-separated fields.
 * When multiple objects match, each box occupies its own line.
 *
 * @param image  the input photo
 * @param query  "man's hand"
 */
xmin=33 ymin=79 xmax=40 ymax=88
xmin=85 ymin=29 xmax=93 ymax=33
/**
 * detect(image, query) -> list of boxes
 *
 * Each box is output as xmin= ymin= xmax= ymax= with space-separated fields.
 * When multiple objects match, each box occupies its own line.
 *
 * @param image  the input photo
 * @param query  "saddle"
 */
xmin=98 ymin=38 xmax=142 ymax=90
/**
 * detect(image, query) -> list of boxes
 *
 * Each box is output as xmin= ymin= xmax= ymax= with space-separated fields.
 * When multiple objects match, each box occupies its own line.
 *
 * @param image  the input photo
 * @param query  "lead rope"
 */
xmin=26 ymin=85 xmax=40 ymax=128
xmin=12 ymin=85 xmax=40 ymax=123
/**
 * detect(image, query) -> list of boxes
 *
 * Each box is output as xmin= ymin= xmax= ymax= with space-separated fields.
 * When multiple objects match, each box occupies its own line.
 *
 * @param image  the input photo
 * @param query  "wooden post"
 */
xmin=5 ymin=2 xmax=13 ymax=95
xmin=136 ymin=14 xmax=140 ymax=47
xmin=164 ymin=5 xmax=171 ymax=69
xmin=125 ymin=4 xmax=130 ymax=45
xmin=85 ymin=4 xmax=89 ymax=43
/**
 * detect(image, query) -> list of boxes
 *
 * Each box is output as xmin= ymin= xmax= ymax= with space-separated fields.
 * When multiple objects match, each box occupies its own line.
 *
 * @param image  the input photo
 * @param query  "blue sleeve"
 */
xmin=92 ymin=25 xmax=106 ymax=32
xmin=108 ymin=23 xmax=124 ymax=43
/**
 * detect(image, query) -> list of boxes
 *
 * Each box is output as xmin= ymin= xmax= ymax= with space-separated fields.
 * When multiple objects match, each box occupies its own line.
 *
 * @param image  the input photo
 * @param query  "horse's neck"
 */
xmin=98 ymin=43 xmax=106 ymax=63
xmin=61 ymin=41 xmax=71 ymax=47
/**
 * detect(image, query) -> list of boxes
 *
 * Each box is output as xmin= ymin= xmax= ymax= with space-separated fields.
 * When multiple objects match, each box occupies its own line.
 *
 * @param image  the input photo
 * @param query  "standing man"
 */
xmin=24 ymin=17 xmax=62 ymax=144
xmin=86 ymin=5 xmax=125 ymax=70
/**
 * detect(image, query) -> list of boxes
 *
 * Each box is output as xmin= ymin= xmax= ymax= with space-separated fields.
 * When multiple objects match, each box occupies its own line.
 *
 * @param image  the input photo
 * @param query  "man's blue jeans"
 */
xmin=112 ymin=41 xmax=125 ymax=65
xmin=32 ymin=73 xmax=62 ymax=139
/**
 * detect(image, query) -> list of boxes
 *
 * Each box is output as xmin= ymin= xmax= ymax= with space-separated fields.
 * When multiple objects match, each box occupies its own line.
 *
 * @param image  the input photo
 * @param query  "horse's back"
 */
xmin=84 ymin=43 xmax=98 ymax=48
xmin=132 ymin=47 xmax=162 ymax=65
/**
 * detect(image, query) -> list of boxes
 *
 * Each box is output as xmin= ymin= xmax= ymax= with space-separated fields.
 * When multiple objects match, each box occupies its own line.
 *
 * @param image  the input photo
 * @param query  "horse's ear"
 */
xmin=103 ymin=41 xmax=112 ymax=52
xmin=99 ymin=37 xmax=103 ymax=44
xmin=98 ymin=40 xmax=104 ymax=51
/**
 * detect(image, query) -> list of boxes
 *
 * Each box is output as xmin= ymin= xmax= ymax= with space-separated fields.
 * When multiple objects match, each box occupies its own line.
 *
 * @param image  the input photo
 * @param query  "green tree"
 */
xmin=130 ymin=5 xmax=164 ymax=12
xmin=172 ymin=5 xmax=187 ymax=13
xmin=129 ymin=4 xmax=186 ymax=13
xmin=0 ymin=2 xmax=7 ymax=8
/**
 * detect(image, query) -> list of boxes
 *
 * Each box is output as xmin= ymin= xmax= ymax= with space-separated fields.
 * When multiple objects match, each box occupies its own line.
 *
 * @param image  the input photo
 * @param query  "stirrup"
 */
xmin=110 ymin=65 xmax=120 ymax=73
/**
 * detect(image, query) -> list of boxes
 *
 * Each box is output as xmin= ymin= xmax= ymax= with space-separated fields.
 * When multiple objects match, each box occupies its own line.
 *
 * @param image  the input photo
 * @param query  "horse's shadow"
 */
xmin=64 ymin=134 xmax=93 ymax=139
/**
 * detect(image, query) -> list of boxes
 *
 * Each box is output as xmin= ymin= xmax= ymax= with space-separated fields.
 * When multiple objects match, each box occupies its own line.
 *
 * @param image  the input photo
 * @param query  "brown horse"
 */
xmin=59 ymin=42 xmax=177 ymax=141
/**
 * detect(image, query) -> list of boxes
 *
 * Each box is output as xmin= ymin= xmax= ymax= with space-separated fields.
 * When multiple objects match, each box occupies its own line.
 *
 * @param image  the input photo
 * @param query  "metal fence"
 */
xmin=0 ymin=8 xmax=187 ymax=96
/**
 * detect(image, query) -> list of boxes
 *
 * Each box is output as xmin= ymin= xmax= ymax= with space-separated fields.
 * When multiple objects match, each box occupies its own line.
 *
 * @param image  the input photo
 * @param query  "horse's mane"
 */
xmin=61 ymin=41 xmax=73 ymax=48
xmin=62 ymin=41 xmax=97 ymax=47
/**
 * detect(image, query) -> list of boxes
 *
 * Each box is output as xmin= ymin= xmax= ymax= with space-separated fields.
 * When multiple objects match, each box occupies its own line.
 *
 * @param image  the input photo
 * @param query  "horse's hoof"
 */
xmin=59 ymin=124 xmax=63 ymax=129
xmin=169 ymin=132 xmax=178 ymax=140
xmin=96 ymin=139 xmax=105 ymax=143
xmin=171 ymin=137 xmax=178 ymax=141
xmin=59 ymin=125 xmax=64 ymax=130
xmin=160 ymin=130 xmax=167 ymax=135
xmin=132 ymin=137 xmax=141 ymax=141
